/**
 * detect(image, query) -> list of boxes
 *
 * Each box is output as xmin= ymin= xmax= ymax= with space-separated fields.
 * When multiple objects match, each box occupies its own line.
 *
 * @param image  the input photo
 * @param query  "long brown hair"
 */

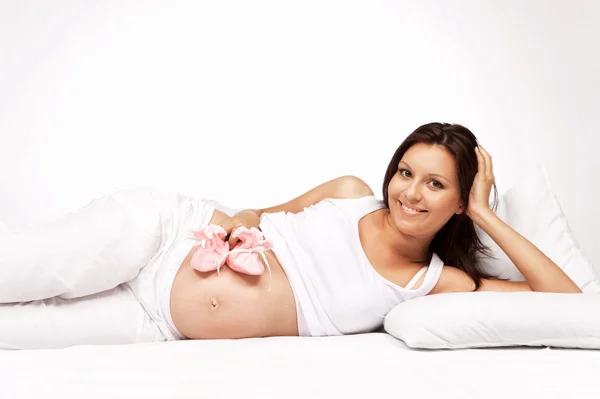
xmin=382 ymin=122 xmax=501 ymax=289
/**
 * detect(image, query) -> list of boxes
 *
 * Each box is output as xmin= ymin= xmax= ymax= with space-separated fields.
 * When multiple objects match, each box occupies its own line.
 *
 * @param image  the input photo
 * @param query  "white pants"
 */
xmin=0 ymin=187 xmax=232 ymax=350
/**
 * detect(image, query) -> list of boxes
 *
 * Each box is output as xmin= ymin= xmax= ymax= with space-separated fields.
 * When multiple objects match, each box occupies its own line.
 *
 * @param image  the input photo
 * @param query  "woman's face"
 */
xmin=386 ymin=142 xmax=465 ymax=238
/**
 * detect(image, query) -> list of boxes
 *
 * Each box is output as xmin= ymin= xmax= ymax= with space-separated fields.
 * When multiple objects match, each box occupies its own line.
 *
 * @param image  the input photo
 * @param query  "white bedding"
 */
xmin=1 ymin=333 xmax=599 ymax=399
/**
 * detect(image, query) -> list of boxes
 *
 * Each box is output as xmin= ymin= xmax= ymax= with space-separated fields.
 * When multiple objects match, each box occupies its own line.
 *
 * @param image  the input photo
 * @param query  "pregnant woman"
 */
xmin=0 ymin=122 xmax=581 ymax=350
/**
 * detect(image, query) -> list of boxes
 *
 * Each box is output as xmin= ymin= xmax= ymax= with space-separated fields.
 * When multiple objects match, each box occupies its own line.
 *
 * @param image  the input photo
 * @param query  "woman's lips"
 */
xmin=398 ymin=201 xmax=427 ymax=216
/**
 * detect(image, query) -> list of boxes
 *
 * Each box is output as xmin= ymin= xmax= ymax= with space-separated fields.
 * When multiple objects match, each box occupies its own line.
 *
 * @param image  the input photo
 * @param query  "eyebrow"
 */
xmin=399 ymin=161 xmax=451 ymax=183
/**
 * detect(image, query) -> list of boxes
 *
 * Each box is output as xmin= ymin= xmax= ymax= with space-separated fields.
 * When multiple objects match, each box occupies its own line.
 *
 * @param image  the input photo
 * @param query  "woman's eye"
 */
xmin=399 ymin=168 xmax=443 ymax=189
xmin=431 ymin=180 xmax=443 ymax=189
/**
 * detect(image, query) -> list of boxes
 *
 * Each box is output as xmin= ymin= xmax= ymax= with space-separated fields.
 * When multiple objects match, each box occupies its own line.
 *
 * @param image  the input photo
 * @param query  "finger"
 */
xmin=219 ymin=221 xmax=231 ymax=235
xmin=475 ymin=145 xmax=485 ymax=176
xmin=228 ymin=235 xmax=239 ymax=248
xmin=219 ymin=220 xmax=236 ymax=246
xmin=227 ymin=226 xmax=241 ymax=247
xmin=478 ymin=145 xmax=494 ymax=178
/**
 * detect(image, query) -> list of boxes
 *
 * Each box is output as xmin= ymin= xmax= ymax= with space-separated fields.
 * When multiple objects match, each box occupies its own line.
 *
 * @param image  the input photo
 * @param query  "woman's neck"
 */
xmin=379 ymin=209 xmax=433 ymax=264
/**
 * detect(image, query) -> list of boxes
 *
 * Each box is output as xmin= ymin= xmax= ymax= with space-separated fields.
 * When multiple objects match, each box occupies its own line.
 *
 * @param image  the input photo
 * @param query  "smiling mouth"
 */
xmin=399 ymin=201 xmax=428 ymax=214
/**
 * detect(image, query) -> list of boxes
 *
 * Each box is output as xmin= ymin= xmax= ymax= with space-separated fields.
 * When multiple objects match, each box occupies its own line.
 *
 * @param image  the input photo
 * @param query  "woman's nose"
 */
xmin=404 ymin=182 xmax=423 ymax=202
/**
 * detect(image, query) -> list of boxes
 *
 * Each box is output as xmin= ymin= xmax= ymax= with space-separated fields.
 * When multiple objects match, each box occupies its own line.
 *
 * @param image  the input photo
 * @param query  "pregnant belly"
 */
xmin=170 ymin=212 xmax=299 ymax=339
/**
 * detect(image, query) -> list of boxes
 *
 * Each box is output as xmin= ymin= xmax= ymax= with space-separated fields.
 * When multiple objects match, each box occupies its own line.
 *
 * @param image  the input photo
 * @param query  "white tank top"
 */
xmin=258 ymin=195 xmax=444 ymax=337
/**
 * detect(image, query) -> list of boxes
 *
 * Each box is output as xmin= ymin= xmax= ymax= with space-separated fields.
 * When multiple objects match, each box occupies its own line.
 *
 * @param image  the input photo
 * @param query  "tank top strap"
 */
xmin=404 ymin=266 xmax=428 ymax=290
xmin=405 ymin=252 xmax=445 ymax=297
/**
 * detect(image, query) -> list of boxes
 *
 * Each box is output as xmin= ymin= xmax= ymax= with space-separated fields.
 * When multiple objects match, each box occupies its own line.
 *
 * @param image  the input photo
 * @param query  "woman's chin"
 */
xmin=393 ymin=213 xmax=419 ymax=230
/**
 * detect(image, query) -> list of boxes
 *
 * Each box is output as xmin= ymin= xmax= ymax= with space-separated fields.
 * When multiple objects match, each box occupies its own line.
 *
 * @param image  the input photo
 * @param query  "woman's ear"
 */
xmin=455 ymin=202 xmax=465 ymax=215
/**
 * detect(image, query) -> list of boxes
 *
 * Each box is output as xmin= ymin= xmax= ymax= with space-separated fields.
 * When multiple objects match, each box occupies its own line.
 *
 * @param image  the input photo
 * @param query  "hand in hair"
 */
xmin=465 ymin=143 xmax=495 ymax=220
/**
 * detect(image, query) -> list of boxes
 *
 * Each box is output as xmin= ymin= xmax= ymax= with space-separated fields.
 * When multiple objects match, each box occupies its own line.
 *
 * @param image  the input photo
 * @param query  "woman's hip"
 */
xmin=126 ymin=193 xmax=219 ymax=341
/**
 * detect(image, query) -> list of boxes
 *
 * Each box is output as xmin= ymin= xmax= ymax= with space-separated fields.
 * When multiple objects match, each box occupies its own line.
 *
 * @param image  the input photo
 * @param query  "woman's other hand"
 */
xmin=466 ymin=144 xmax=495 ymax=220
xmin=220 ymin=210 xmax=261 ymax=247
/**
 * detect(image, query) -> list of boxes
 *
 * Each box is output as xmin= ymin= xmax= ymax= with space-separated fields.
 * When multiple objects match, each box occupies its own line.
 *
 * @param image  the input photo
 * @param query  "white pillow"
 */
xmin=0 ymin=221 xmax=9 ymax=234
xmin=384 ymin=291 xmax=600 ymax=349
xmin=383 ymin=163 xmax=600 ymax=349
xmin=477 ymin=163 xmax=600 ymax=292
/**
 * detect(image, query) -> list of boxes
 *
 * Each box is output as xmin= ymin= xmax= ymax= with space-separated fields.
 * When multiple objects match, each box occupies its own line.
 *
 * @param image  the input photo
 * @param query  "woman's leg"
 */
xmin=0 ymin=284 xmax=165 ymax=350
xmin=0 ymin=187 xmax=177 ymax=303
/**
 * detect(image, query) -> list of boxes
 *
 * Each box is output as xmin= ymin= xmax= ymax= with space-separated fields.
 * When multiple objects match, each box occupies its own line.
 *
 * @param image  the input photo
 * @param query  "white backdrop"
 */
xmin=1 ymin=0 xmax=598 ymax=268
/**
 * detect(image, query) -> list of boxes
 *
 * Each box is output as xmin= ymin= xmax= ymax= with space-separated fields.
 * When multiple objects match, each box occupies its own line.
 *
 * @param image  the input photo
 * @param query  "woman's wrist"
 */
xmin=468 ymin=206 xmax=497 ymax=230
xmin=235 ymin=209 xmax=262 ymax=224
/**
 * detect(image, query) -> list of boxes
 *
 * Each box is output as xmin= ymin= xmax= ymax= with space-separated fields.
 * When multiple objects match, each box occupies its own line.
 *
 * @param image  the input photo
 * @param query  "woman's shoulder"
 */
xmin=427 ymin=264 xmax=477 ymax=295
xmin=334 ymin=175 xmax=374 ymax=198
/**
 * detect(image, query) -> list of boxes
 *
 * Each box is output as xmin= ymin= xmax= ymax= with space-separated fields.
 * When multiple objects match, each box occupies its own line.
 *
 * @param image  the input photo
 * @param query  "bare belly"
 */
xmin=170 ymin=209 xmax=299 ymax=339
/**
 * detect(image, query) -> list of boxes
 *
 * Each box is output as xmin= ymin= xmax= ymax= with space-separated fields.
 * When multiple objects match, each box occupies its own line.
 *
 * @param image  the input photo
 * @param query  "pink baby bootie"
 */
xmin=226 ymin=227 xmax=273 ymax=276
xmin=189 ymin=224 xmax=230 ymax=274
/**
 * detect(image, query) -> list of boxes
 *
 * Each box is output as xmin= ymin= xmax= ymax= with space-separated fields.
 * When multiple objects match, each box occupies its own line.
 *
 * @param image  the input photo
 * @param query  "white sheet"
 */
xmin=1 ymin=333 xmax=599 ymax=399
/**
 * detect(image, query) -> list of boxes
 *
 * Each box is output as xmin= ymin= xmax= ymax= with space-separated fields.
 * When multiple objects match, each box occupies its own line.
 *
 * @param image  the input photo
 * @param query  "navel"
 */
xmin=209 ymin=296 xmax=220 ymax=310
